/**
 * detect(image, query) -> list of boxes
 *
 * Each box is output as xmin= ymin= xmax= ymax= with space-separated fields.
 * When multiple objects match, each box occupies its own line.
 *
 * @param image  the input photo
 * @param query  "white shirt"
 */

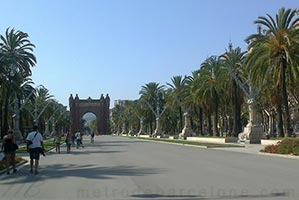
xmin=26 ymin=131 xmax=43 ymax=149
xmin=75 ymin=132 xmax=81 ymax=140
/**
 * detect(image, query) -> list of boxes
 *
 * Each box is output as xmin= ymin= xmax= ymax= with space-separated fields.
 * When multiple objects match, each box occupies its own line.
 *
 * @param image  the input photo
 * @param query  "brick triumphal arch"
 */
xmin=69 ymin=94 xmax=110 ymax=134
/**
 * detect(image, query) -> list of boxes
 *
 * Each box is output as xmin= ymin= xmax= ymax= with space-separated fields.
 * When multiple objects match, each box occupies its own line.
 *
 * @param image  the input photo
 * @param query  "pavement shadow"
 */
xmin=132 ymin=194 xmax=201 ymax=199
xmin=131 ymin=192 xmax=289 ymax=200
xmin=94 ymin=139 xmax=146 ymax=147
xmin=45 ymin=149 xmax=124 ymax=156
xmin=0 ymin=164 xmax=163 ymax=185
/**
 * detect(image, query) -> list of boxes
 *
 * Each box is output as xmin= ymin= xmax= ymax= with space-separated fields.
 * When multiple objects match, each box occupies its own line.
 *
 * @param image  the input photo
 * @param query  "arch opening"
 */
xmin=82 ymin=112 xmax=97 ymax=135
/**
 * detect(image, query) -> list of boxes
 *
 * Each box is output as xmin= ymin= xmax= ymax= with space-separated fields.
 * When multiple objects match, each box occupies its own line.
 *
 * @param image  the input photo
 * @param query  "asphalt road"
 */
xmin=0 ymin=135 xmax=298 ymax=200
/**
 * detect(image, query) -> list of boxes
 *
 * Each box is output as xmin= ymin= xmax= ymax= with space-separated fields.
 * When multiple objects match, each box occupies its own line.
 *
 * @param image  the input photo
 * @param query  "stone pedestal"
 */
xmin=238 ymin=124 xmax=265 ymax=144
xmin=238 ymin=98 xmax=265 ymax=144
xmin=179 ymin=112 xmax=194 ymax=139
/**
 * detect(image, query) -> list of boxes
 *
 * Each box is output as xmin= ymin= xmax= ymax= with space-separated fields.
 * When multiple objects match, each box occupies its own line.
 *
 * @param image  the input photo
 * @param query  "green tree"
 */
xmin=245 ymin=7 xmax=299 ymax=137
xmin=195 ymin=56 xmax=224 ymax=136
xmin=166 ymin=76 xmax=187 ymax=131
xmin=139 ymin=82 xmax=165 ymax=134
xmin=0 ymin=28 xmax=36 ymax=136
xmin=221 ymin=45 xmax=246 ymax=137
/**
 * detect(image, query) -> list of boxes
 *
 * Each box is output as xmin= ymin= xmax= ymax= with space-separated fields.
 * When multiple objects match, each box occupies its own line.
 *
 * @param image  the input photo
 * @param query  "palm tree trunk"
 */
xmin=208 ymin=114 xmax=212 ymax=136
xmin=190 ymin=116 xmax=194 ymax=132
xmin=3 ymin=87 xmax=10 ymax=135
xmin=212 ymin=114 xmax=217 ymax=137
xmin=179 ymin=106 xmax=183 ymax=131
xmin=198 ymin=107 xmax=203 ymax=135
xmin=277 ymin=103 xmax=284 ymax=137
xmin=19 ymin=99 xmax=24 ymax=136
xmin=281 ymin=59 xmax=291 ymax=137
xmin=150 ymin=119 xmax=153 ymax=135
xmin=213 ymin=91 xmax=219 ymax=137
xmin=232 ymin=81 xmax=242 ymax=137
xmin=0 ymin=91 xmax=3 ymax=138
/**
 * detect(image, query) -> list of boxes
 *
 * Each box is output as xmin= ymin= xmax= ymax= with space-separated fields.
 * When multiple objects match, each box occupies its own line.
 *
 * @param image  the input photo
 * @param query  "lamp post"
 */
xmin=13 ymin=93 xmax=23 ymax=140
xmin=225 ymin=42 xmax=264 ymax=143
xmin=7 ymin=66 xmax=23 ymax=140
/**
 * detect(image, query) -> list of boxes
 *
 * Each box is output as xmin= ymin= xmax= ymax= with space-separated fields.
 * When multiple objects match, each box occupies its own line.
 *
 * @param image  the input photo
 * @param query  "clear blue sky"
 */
xmin=1 ymin=0 xmax=297 ymax=108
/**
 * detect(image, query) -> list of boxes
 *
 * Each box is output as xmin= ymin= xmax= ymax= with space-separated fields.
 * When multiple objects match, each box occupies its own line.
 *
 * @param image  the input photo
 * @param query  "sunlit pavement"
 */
xmin=1 ymin=135 xmax=299 ymax=200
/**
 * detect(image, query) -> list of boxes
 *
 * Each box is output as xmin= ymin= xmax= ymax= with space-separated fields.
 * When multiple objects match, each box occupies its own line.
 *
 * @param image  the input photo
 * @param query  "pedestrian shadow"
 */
xmin=0 ymin=164 xmax=163 ymax=185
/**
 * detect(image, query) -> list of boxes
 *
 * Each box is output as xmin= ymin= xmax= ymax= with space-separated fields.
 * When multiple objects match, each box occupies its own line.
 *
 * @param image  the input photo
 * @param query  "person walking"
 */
xmin=75 ymin=131 xmax=80 ymax=149
xmin=65 ymin=132 xmax=72 ymax=153
xmin=54 ymin=133 xmax=61 ymax=153
xmin=26 ymin=125 xmax=44 ymax=175
xmin=90 ymin=132 xmax=95 ymax=143
xmin=1 ymin=130 xmax=18 ymax=175
xmin=75 ymin=131 xmax=84 ymax=148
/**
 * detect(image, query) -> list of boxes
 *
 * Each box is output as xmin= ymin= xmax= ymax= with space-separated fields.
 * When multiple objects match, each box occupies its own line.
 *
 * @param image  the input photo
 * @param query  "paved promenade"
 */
xmin=0 ymin=136 xmax=299 ymax=200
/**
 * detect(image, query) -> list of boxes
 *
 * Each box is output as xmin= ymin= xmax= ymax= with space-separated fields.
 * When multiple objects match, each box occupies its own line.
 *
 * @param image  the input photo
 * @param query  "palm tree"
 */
xmin=0 ymin=28 xmax=36 ymax=76
xmin=166 ymin=76 xmax=187 ymax=131
xmin=161 ymin=91 xmax=180 ymax=134
xmin=33 ymin=86 xmax=53 ymax=129
xmin=13 ymin=74 xmax=35 ymax=136
xmin=0 ymin=27 xmax=36 ymax=135
xmin=129 ymin=100 xmax=146 ymax=134
xmin=139 ymin=82 xmax=165 ymax=135
xmin=186 ymin=71 xmax=205 ymax=135
xmin=221 ymin=45 xmax=246 ymax=137
xmin=245 ymin=7 xmax=299 ymax=137
xmin=194 ymin=56 xmax=224 ymax=136
xmin=111 ymin=104 xmax=124 ymax=134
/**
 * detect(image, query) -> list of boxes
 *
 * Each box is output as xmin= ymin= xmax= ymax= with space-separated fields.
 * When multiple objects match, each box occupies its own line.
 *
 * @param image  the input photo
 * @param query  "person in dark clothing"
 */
xmin=1 ymin=130 xmax=18 ymax=175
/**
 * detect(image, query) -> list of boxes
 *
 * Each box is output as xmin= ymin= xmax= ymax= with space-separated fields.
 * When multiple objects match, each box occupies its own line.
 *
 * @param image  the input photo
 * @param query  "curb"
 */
xmin=124 ymin=136 xmax=299 ymax=159
xmin=0 ymin=159 xmax=28 ymax=176
xmin=258 ymin=152 xmax=299 ymax=160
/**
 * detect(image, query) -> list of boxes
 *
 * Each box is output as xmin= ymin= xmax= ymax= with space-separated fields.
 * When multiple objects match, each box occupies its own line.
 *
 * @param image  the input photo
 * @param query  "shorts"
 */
xmin=29 ymin=148 xmax=40 ymax=160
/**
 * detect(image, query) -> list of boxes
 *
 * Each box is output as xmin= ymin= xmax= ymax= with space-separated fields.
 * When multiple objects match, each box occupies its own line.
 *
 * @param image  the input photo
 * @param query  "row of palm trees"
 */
xmin=111 ymin=7 xmax=299 ymax=138
xmin=0 ymin=28 xmax=69 ymax=139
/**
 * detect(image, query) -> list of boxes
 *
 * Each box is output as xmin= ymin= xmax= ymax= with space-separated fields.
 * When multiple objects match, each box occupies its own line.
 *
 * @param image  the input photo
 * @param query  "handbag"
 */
xmin=26 ymin=132 xmax=38 ymax=146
